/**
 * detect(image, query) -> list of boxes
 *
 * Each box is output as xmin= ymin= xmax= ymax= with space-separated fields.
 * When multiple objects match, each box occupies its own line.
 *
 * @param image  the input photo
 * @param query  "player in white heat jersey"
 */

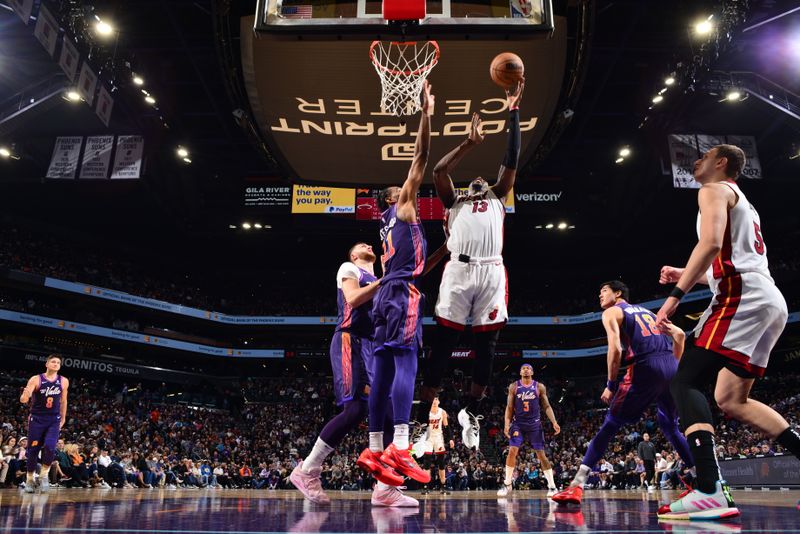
xmin=414 ymin=81 xmax=524 ymax=451
xmin=655 ymin=144 xmax=799 ymax=521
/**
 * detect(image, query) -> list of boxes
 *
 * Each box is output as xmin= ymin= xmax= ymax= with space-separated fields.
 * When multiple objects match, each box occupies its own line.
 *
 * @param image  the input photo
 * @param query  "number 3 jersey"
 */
xmin=512 ymin=380 xmax=541 ymax=428
xmin=445 ymin=188 xmax=505 ymax=259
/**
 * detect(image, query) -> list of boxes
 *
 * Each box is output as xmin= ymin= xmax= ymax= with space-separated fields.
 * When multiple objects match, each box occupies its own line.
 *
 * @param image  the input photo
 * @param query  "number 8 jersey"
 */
xmin=31 ymin=374 xmax=62 ymax=416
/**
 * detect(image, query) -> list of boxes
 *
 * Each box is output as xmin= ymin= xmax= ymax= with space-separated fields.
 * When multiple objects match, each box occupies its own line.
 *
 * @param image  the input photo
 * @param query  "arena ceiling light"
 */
xmin=242 ymin=222 xmax=252 ymax=230
xmin=664 ymin=76 xmax=676 ymax=86
xmin=545 ymin=223 xmax=554 ymax=229
xmin=254 ymin=223 xmax=263 ymax=229
xmin=615 ymin=157 xmax=625 ymax=164
xmin=63 ymin=90 xmax=81 ymax=102
xmin=619 ymin=147 xmax=631 ymax=157
xmin=176 ymin=147 xmax=189 ymax=158
xmin=695 ymin=16 xmax=714 ymax=36
xmin=652 ymin=95 xmax=664 ymax=104
xmin=181 ymin=157 xmax=192 ymax=164
xmin=557 ymin=222 xmax=568 ymax=230
xmin=144 ymin=95 xmax=156 ymax=105
xmin=725 ymin=89 xmax=744 ymax=102
xmin=94 ymin=17 xmax=114 ymax=37
xmin=0 ymin=147 xmax=11 ymax=158
xmin=228 ymin=224 xmax=237 ymax=229
xmin=132 ymin=75 xmax=144 ymax=86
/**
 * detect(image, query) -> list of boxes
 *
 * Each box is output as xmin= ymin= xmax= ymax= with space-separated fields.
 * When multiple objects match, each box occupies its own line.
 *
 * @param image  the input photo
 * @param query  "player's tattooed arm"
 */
xmin=538 ymin=383 xmax=560 ymax=435
xmin=504 ymin=382 xmax=516 ymax=438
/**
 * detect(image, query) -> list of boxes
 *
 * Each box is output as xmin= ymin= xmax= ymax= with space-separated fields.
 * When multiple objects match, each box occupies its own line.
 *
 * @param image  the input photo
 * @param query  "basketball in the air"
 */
xmin=490 ymin=52 xmax=524 ymax=89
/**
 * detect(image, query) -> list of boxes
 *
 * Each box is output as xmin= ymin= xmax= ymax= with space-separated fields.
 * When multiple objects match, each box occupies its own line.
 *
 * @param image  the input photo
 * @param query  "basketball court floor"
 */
xmin=1 ymin=488 xmax=797 ymax=533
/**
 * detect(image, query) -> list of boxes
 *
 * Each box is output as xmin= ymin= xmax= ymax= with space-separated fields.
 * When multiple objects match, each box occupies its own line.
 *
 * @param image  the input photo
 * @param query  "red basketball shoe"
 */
xmin=357 ymin=448 xmax=404 ymax=486
xmin=380 ymin=443 xmax=431 ymax=483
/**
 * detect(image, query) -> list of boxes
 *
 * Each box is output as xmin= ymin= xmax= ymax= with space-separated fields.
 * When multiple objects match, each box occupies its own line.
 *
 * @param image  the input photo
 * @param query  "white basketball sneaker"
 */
xmin=458 ymin=409 xmax=483 ymax=450
xmin=657 ymin=480 xmax=740 ymax=520
xmin=497 ymin=484 xmax=513 ymax=497
xmin=372 ymin=484 xmax=419 ymax=507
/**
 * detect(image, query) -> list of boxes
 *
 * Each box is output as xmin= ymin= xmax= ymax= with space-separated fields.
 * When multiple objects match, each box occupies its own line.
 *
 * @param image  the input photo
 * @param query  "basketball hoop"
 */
xmin=369 ymin=40 xmax=440 ymax=117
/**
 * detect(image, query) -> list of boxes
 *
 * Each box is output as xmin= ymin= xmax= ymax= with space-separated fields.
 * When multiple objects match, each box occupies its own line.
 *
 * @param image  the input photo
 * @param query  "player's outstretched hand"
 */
xmin=505 ymin=79 xmax=525 ymax=109
xmin=449 ymin=439 xmax=455 ymax=449
xmin=600 ymin=387 xmax=613 ymax=405
xmin=421 ymin=80 xmax=435 ymax=116
xmin=658 ymin=320 xmax=678 ymax=337
xmin=552 ymin=422 xmax=561 ymax=436
xmin=659 ymin=265 xmax=683 ymax=285
xmin=655 ymin=298 xmax=679 ymax=331
xmin=467 ymin=112 xmax=484 ymax=145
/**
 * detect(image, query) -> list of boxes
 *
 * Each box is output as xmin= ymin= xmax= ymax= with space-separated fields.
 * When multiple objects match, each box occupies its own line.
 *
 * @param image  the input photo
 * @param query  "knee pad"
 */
xmin=424 ymin=325 xmax=461 ymax=388
xmin=473 ymin=330 xmax=500 ymax=386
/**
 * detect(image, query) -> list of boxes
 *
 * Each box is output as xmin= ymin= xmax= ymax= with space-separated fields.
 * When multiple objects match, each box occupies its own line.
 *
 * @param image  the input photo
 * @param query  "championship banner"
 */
xmin=668 ymin=134 xmax=700 ymax=189
xmin=58 ymin=36 xmax=80 ymax=82
xmin=77 ymin=61 xmax=98 ymax=106
xmin=8 ymin=0 xmax=34 ymax=24
xmin=33 ymin=4 xmax=59 ymax=57
xmin=46 ymin=136 xmax=83 ymax=179
xmin=95 ymin=85 xmax=114 ymax=127
xmin=79 ymin=135 xmax=114 ymax=179
xmin=725 ymin=135 xmax=762 ymax=179
xmin=669 ymin=134 xmax=763 ymax=188
xmin=292 ymin=185 xmax=355 ymax=214
xmin=111 ymin=135 xmax=144 ymax=179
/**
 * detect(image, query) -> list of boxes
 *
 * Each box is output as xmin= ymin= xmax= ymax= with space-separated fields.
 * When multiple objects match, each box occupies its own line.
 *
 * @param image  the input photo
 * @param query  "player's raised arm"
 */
xmin=601 ymin=306 xmax=624 ymax=405
xmin=396 ymin=81 xmax=434 ymax=223
xmin=20 ymin=375 xmax=38 ymax=404
xmin=432 ymin=112 xmax=484 ymax=208
xmin=491 ymin=80 xmax=524 ymax=201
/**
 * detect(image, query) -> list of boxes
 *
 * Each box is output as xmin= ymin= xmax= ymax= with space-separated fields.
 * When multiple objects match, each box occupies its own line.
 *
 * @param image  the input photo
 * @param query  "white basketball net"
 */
xmin=369 ymin=41 xmax=440 ymax=117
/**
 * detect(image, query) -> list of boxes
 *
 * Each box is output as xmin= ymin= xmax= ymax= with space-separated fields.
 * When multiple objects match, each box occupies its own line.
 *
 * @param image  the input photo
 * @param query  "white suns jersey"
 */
xmin=428 ymin=408 xmax=444 ymax=438
xmin=446 ymin=189 xmax=505 ymax=258
xmin=697 ymin=181 xmax=773 ymax=285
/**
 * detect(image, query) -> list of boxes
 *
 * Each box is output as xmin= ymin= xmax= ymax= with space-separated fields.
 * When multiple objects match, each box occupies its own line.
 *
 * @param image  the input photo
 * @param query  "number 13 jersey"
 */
xmin=446 ymin=189 xmax=505 ymax=259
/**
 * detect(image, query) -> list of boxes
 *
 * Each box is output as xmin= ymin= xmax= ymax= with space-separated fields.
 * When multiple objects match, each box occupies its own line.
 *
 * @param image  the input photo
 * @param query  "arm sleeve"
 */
xmin=502 ymin=109 xmax=521 ymax=170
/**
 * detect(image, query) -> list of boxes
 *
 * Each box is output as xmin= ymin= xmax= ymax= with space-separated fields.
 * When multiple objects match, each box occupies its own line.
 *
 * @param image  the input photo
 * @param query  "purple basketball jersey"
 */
xmin=512 ymin=379 xmax=541 ymax=427
xmin=336 ymin=266 xmax=378 ymax=337
xmin=616 ymin=301 xmax=673 ymax=362
xmin=379 ymin=205 xmax=426 ymax=283
xmin=31 ymin=374 xmax=62 ymax=416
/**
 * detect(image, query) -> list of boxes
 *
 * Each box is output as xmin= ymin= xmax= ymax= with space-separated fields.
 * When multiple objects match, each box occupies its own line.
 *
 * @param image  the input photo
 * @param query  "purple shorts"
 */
xmin=330 ymin=331 xmax=373 ymax=405
xmin=28 ymin=413 xmax=60 ymax=450
xmin=508 ymin=422 xmax=545 ymax=450
xmin=609 ymin=354 xmax=679 ymax=424
xmin=372 ymin=280 xmax=424 ymax=353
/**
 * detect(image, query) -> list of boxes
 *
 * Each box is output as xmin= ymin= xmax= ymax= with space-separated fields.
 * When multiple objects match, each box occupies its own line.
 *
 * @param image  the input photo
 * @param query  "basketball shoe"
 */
xmin=497 ymin=483 xmax=513 ymax=497
xmin=551 ymin=485 xmax=583 ymax=505
xmin=371 ymin=484 xmax=420 ymax=507
xmin=657 ymin=480 xmax=740 ymax=520
xmin=458 ymin=409 xmax=483 ymax=450
xmin=357 ymin=449 xmax=405 ymax=486
xmin=380 ymin=443 xmax=431 ymax=484
xmin=290 ymin=461 xmax=330 ymax=505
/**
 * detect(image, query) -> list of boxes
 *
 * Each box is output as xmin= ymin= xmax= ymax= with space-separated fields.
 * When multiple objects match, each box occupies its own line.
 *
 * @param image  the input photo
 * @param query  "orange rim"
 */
xmin=369 ymin=40 xmax=440 ymax=77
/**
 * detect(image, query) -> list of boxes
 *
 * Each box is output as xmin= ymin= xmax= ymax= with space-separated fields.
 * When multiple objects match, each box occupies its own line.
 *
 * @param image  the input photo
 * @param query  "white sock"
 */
xmin=572 ymin=464 xmax=591 ymax=488
xmin=393 ymin=424 xmax=409 ymax=450
xmin=376 ymin=481 xmax=391 ymax=491
xmin=504 ymin=465 xmax=514 ymax=486
xmin=544 ymin=468 xmax=556 ymax=489
xmin=369 ymin=432 xmax=384 ymax=453
xmin=302 ymin=438 xmax=334 ymax=473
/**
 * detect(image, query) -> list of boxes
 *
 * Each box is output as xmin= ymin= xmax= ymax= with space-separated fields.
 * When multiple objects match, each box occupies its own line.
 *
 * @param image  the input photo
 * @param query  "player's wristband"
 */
xmin=669 ymin=286 xmax=686 ymax=301
xmin=606 ymin=380 xmax=619 ymax=392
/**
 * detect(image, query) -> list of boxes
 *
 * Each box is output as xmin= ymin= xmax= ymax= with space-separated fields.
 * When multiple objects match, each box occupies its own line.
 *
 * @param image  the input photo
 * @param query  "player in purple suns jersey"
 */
xmin=19 ymin=354 xmax=69 ymax=493
xmin=497 ymin=364 xmax=560 ymax=498
xmin=291 ymin=242 xmax=407 ymax=504
xmin=553 ymin=281 xmax=694 ymax=507
xmin=356 ymin=81 xmax=434 ymax=506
